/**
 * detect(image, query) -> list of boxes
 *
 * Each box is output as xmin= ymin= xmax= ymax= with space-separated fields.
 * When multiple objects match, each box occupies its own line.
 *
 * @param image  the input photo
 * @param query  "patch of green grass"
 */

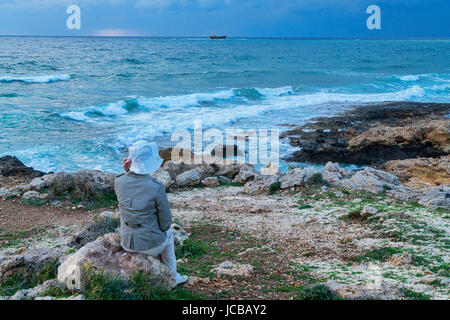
xmin=0 ymin=228 xmax=46 ymax=249
xmin=21 ymin=198 xmax=48 ymax=206
xmin=218 ymin=180 xmax=241 ymax=187
xmin=295 ymin=284 xmax=342 ymax=300
xmin=41 ymin=286 xmax=74 ymax=299
xmin=307 ymin=173 xmax=330 ymax=187
xmin=339 ymin=209 xmax=363 ymax=222
xmin=0 ymin=258 xmax=60 ymax=296
xmin=82 ymin=266 xmax=135 ymax=300
xmin=353 ymin=247 xmax=403 ymax=263
xmin=175 ymin=238 xmax=209 ymax=259
xmin=269 ymin=181 xmax=281 ymax=195
xmin=297 ymin=200 xmax=313 ymax=210
xmin=399 ymin=287 xmax=430 ymax=300
xmin=429 ymin=263 xmax=450 ymax=278
xmin=382 ymin=271 xmax=407 ymax=282
xmin=88 ymin=192 xmax=118 ymax=209
xmin=64 ymin=248 xmax=77 ymax=255
xmin=82 ymin=266 xmax=204 ymax=300
xmin=288 ymin=264 xmax=322 ymax=283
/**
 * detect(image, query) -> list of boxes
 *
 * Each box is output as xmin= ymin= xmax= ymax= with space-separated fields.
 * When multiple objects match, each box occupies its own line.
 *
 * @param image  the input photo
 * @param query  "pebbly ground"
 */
xmin=2 ymin=182 xmax=447 ymax=300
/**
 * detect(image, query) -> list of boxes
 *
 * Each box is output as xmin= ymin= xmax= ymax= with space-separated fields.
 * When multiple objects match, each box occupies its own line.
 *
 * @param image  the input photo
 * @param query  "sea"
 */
xmin=0 ymin=37 xmax=449 ymax=173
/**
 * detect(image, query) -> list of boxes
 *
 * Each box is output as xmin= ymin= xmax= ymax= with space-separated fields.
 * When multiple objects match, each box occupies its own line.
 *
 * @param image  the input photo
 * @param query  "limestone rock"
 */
xmin=57 ymin=233 xmax=176 ymax=291
xmin=360 ymin=205 xmax=378 ymax=218
xmin=384 ymin=155 xmax=450 ymax=187
xmin=348 ymin=120 xmax=450 ymax=153
xmin=162 ymin=160 xmax=200 ymax=180
xmin=201 ymin=176 xmax=219 ymax=187
xmin=214 ymin=163 xmax=241 ymax=179
xmin=260 ymin=163 xmax=282 ymax=176
xmin=29 ymin=177 xmax=46 ymax=190
xmin=336 ymin=167 xmax=400 ymax=193
xmin=175 ymin=167 xmax=203 ymax=186
xmin=324 ymin=161 xmax=340 ymax=173
xmin=9 ymin=279 xmax=62 ymax=300
xmin=67 ymin=216 xmax=120 ymax=249
xmin=243 ymin=175 xmax=279 ymax=194
xmin=279 ymin=167 xmax=319 ymax=189
xmin=211 ymin=261 xmax=254 ymax=278
xmin=22 ymin=190 xmax=47 ymax=200
xmin=0 ymin=247 xmax=63 ymax=282
xmin=151 ymin=168 xmax=174 ymax=190
xmin=44 ymin=170 xmax=115 ymax=201
xmin=233 ymin=164 xmax=259 ymax=184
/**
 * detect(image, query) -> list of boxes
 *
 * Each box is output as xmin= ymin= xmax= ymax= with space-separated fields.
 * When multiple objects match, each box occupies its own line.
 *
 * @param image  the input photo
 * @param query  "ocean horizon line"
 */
xmin=0 ymin=35 xmax=449 ymax=40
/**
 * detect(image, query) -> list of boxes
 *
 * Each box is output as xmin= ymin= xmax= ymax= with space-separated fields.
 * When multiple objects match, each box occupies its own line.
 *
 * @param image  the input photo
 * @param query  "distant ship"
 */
xmin=210 ymin=35 xmax=227 ymax=39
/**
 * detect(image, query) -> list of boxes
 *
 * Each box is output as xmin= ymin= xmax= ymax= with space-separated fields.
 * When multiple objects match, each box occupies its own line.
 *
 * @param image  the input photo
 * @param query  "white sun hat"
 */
xmin=128 ymin=140 xmax=163 ymax=175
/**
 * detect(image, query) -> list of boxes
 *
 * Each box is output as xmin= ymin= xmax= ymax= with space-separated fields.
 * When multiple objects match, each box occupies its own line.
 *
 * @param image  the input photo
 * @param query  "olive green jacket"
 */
xmin=114 ymin=172 xmax=172 ymax=251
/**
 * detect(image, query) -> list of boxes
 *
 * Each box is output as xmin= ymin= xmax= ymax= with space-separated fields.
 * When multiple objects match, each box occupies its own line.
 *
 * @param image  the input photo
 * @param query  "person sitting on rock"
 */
xmin=114 ymin=140 xmax=188 ymax=286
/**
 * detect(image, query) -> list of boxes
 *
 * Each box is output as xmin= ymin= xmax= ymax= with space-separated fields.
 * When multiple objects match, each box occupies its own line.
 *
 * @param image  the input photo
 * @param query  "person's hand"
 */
xmin=123 ymin=157 xmax=132 ymax=173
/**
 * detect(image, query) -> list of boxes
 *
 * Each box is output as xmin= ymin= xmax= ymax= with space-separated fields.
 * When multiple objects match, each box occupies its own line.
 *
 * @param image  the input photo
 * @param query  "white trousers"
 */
xmin=124 ymin=229 xmax=177 ymax=277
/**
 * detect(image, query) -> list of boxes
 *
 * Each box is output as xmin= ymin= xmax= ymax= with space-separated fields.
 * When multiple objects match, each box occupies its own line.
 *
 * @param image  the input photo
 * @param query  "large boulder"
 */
xmin=417 ymin=185 xmax=450 ymax=208
xmin=243 ymin=175 xmax=279 ymax=194
xmin=213 ymin=163 xmax=241 ymax=179
xmin=57 ymin=233 xmax=176 ymax=291
xmin=201 ymin=176 xmax=219 ymax=187
xmin=279 ymin=167 xmax=319 ymax=189
xmin=162 ymin=160 xmax=200 ymax=180
xmin=175 ymin=167 xmax=204 ymax=186
xmin=331 ymin=167 xmax=401 ymax=193
xmin=150 ymin=168 xmax=174 ymax=190
xmin=45 ymin=170 xmax=115 ymax=200
xmin=383 ymin=155 xmax=450 ymax=187
xmin=232 ymin=163 xmax=259 ymax=184
xmin=260 ymin=163 xmax=282 ymax=176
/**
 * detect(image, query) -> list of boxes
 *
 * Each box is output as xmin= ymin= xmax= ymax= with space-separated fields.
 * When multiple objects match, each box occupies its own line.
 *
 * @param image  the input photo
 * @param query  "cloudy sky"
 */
xmin=0 ymin=0 xmax=448 ymax=37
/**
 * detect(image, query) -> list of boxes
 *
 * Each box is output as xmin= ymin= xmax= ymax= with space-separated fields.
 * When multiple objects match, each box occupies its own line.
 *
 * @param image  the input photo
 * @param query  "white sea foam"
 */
xmin=396 ymin=75 xmax=421 ymax=81
xmin=0 ymin=74 xmax=71 ymax=83
xmin=61 ymin=100 xmax=128 ymax=121
xmin=114 ymin=85 xmax=427 ymax=147
xmin=136 ymin=89 xmax=236 ymax=109
xmin=256 ymin=86 xmax=293 ymax=96
xmin=61 ymin=84 xmax=429 ymax=147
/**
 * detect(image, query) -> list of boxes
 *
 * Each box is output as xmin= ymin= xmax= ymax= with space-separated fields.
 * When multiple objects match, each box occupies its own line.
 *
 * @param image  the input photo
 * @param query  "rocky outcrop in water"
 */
xmin=282 ymin=102 xmax=450 ymax=165
xmin=0 ymin=156 xmax=45 ymax=178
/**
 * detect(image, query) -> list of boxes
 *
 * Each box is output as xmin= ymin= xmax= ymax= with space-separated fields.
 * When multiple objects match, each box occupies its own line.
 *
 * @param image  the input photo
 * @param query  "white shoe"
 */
xmin=175 ymin=273 xmax=188 ymax=285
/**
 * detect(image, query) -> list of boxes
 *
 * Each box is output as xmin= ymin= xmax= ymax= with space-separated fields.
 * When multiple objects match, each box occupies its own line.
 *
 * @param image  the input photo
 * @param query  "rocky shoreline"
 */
xmin=0 ymin=101 xmax=449 ymax=300
xmin=281 ymin=101 xmax=449 ymax=165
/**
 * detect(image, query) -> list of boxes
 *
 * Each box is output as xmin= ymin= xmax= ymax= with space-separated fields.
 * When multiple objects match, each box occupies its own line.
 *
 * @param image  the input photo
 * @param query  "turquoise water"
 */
xmin=0 ymin=37 xmax=449 ymax=173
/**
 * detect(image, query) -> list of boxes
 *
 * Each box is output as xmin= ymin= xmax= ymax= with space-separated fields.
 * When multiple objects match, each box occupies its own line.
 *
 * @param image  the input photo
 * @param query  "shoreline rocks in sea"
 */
xmin=281 ymin=101 xmax=450 ymax=165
